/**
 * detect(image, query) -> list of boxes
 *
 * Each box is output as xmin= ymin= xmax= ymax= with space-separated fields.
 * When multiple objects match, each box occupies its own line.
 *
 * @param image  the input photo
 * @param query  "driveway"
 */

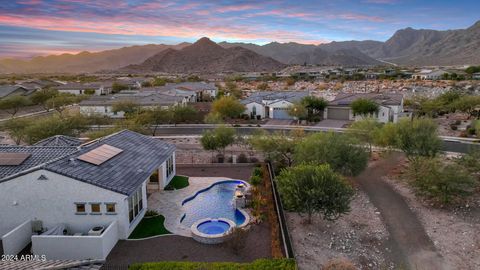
xmin=355 ymin=152 xmax=445 ymax=270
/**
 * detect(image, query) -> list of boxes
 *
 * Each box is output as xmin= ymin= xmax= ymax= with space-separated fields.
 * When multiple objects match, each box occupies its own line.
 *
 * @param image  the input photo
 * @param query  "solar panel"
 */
xmin=0 ymin=152 xmax=31 ymax=166
xmin=77 ymin=144 xmax=123 ymax=166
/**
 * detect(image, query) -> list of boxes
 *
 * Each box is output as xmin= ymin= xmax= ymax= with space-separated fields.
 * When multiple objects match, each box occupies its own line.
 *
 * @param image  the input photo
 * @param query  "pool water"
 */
xmin=181 ymin=180 xmax=247 ymax=228
xmin=197 ymin=220 xmax=231 ymax=235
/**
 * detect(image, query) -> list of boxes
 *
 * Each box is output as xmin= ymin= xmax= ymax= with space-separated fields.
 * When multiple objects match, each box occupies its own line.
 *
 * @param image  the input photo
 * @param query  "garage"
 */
xmin=327 ymin=107 xmax=350 ymax=120
xmin=272 ymin=108 xmax=293 ymax=119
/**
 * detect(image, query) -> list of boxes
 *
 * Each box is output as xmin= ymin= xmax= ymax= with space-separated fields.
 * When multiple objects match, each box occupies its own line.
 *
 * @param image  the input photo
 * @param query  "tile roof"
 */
xmin=0 ymin=130 xmax=175 ymax=196
xmin=0 ymin=85 xmax=30 ymax=98
xmin=79 ymin=92 xmax=184 ymax=106
xmin=0 ymin=146 xmax=78 ymax=180
xmin=241 ymin=91 xmax=310 ymax=105
xmin=329 ymin=93 xmax=403 ymax=106
xmin=44 ymin=130 xmax=175 ymax=195
xmin=33 ymin=135 xmax=83 ymax=147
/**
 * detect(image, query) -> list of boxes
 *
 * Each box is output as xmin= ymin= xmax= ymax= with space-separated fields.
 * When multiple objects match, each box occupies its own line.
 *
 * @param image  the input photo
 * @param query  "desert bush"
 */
xmin=144 ymin=209 xmax=159 ymax=217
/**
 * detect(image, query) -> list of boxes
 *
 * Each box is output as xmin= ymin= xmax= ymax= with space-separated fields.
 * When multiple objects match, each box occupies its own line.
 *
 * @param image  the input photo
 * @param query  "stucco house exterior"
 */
xmin=55 ymin=82 xmax=113 ymax=96
xmin=241 ymin=91 xmax=310 ymax=120
xmin=326 ymin=93 xmax=406 ymax=123
xmin=79 ymin=91 xmax=186 ymax=118
xmin=0 ymin=130 xmax=176 ymax=260
xmin=412 ymin=69 xmax=449 ymax=80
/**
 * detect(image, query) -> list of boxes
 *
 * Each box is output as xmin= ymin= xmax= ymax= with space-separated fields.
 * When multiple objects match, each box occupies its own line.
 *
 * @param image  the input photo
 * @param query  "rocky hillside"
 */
xmin=120 ymin=37 xmax=285 ymax=73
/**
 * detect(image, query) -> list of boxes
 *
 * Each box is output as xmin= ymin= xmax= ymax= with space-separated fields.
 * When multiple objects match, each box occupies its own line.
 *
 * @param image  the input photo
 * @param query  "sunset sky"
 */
xmin=1 ymin=0 xmax=479 ymax=58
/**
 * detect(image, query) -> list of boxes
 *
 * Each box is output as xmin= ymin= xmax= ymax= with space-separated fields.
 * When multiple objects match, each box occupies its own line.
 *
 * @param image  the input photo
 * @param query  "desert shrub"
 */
xmin=408 ymin=158 xmax=476 ymax=204
xmin=253 ymin=167 xmax=263 ymax=177
xmin=250 ymin=175 xmax=262 ymax=186
xmin=130 ymin=259 xmax=296 ymax=270
xmin=450 ymin=124 xmax=458 ymax=130
xmin=144 ymin=209 xmax=159 ymax=217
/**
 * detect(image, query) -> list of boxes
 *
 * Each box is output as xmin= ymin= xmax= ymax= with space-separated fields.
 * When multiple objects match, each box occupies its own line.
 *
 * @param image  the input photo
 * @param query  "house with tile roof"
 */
xmin=0 ymin=130 xmax=176 ymax=260
xmin=0 ymin=85 xmax=33 ymax=99
xmin=241 ymin=91 xmax=310 ymax=120
xmin=79 ymin=91 xmax=186 ymax=118
xmin=326 ymin=93 xmax=406 ymax=123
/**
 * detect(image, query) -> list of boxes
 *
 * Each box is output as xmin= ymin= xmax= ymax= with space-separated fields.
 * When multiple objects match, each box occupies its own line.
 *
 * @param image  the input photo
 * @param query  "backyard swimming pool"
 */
xmin=180 ymin=180 xmax=247 ymax=228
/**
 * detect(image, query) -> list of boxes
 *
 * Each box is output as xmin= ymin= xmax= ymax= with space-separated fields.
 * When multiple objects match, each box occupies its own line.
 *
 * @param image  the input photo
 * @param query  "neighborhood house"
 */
xmin=0 ymin=130 xmax=176 ymax=260
xmin=241 ymin=91 xmax=310 ymax=120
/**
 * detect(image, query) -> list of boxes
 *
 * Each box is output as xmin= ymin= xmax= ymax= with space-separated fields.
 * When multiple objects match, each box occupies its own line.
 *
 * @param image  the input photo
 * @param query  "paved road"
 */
xmin=355 ymin=153 xmax=445 ymax=270
xmin=136 ymin=125 xmax=480 ymax=154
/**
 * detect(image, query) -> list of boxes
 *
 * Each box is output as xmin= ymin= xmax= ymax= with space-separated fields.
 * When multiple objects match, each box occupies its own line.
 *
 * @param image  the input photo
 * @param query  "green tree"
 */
xmin=23 ymin=113 xmax=88 ymax=144
xmin=45 ymin=93 xmax=79 ymax=116
xmin=249 ymin=129 xmax=304 ymax=167
xmin=0 ymin=95 xmax=31 ymax=117
xmin=301 ymin=96 xmax=328 ymax=122
xmin=170 ymin=105 xmax=198 ymax=124
xmin=277 ymin=164 xmax=354 ymax=223
xmin=408 ymin=158 xmax=476 ymax=204
xmin=450 ymin=95 xmax=480 ymax=118
xmin=3 ymin=117 xmax=31 ymax=144
xmin=287 ymin=102 xmax=308 ymax=123
xmin=135 ymin=107 xmax=173 ymax=135
xmin=374 ymin=122 xmax=398 ymax=148
xmin=152 ymin=77 xmax=167 ymax=86
xmin=200 ymin=126 xmax=236 ymax=157
xmin=111 ymin=82 xmax=129 ymax=93
xmin=225 ymin=81 xmax=242 ymax=98
xmin=111 ymin=100 xmax=139 ymax=117
xmin=30 ymin=88 xmax=58 ymax=110
xmin=211 ymin=96 xmax=245 ymax=119
xmin=295 ymin=132 xmax=369 ymax=176
xmin=395 ymin=118 xmax=441 ymax=162
xmin=348 ymin=118 xmax=382 ymax=153
xmin=351 ymin=98 xmax=379 ymax=116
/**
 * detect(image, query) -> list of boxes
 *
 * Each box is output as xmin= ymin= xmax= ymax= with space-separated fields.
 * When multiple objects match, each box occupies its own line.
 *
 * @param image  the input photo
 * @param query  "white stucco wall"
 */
xmin=1 ymin=220 xmax=32 ymax=255
xmin=0 ymin=169 xmax=133 ymax=239
xmin=80 ymin=106 xmax=125 ymax=118
xmin=244 ymin=102 xmax=265 ymax=119
xmin=31 ymin=220 xmax=118 ymax=260
xmin=267 ymin=100 xmax=294 ymax=119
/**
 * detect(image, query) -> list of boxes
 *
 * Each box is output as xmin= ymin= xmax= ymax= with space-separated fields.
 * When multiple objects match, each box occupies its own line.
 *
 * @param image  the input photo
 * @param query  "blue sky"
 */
xmin=0 ymin=0 xmax=478 ymax=58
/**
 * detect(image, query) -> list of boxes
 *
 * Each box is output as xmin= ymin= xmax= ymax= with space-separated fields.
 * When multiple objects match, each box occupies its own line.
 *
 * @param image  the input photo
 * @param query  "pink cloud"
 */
xmin=216 ymin=4 xmax=259 ymax=13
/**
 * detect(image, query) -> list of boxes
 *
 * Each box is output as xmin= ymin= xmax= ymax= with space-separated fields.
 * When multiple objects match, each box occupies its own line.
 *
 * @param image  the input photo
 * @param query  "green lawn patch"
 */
xmin=164 ymin=175 xmax=189 ymax=190
xmin=128 ymin=215 xmax=171 ymax=239
xmin=129 ymin=259 xmax=296 ymax=270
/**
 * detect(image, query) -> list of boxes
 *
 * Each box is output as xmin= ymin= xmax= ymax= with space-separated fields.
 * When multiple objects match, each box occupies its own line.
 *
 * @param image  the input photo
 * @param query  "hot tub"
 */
xmin=191 ymin=218 xmax=236 ymax=244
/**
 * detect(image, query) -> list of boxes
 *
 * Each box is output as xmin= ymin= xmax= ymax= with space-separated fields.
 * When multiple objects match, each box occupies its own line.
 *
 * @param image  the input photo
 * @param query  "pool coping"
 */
xmin=191 ymin=218 xmax=236 ymax=244
xmin=148 ymin=177 xmax=251 ymax=237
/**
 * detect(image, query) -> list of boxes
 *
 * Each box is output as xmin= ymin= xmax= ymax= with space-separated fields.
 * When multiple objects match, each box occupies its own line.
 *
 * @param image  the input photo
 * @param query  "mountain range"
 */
xmin=1 ymin=21 xmax=479 ymax=74
xmin=119 ymin=37 xmax=285 ymax=73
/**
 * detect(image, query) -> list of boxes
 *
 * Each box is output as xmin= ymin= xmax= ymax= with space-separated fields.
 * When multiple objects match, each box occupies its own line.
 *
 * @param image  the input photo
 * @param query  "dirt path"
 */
xmin=355 ymin=152 xmax=445 ymax=270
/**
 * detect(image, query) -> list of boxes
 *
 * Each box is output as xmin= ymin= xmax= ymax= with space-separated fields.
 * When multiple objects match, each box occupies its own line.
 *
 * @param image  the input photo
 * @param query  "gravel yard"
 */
xmin=386 ymin=161 xmax=480 ymax=270
xmin=286 ymin=189 xmax=394 ymax=270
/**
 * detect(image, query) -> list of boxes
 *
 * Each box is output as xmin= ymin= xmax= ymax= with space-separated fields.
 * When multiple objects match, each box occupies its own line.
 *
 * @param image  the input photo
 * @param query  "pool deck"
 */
xmin=148 ymin=177 xmax=235 ymax=237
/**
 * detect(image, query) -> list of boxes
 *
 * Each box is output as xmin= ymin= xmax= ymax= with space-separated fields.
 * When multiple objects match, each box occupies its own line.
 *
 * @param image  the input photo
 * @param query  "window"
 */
xmin=75 ymin=203 xmax=86 ymax=214
xmin=166 ymin=155 xmax=174 ymax=178
xmin=90 ymin=203 xmax=101 ymax=214
xmin=105 ymin=203 xmax=116 ymax=214
xmin=128 ymin=186 xmax=143 ymax=223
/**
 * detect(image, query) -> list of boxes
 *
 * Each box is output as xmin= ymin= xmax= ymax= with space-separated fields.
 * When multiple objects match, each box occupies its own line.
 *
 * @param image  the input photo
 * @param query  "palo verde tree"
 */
xmin=394 ymin=118 xmax=441 ymax=162
xmin=277 ymin=163 xmax=354 ymax=223
xmin=348 ymin=118 xmax=382 ymax=153
xmin=301 ymin=96 xmax=328 ymax=122
xmin=30 ymin=88 xmax=59 ymax=110
xmin=200 ymin=126 xmax=236 ymax=158
xmin=0 ymin=95 xmax=31 ymax=117
xmin=287 ymin=102 xmax=308 ymax=124
xmin=45 ymin=93 xmax=81 ymax=116
xmin=351 ymin=98 xmax=379 ymax=117
xmin=111 ymin=99 xmax=140 ymax=117
xmin=295 ymin=132 xmax=369 ymax=176
xmin=211 ymin=96 xmax=245 ymax=119
xmin=248 ymin=129 xmax=305 ymax=167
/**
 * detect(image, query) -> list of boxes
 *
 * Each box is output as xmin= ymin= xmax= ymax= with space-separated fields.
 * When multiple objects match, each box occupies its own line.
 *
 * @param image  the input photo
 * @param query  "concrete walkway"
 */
xmin=355 ymin=153 xmax=445 ymax=270
xmin=148 ymin=177 xmax=233 ymax=236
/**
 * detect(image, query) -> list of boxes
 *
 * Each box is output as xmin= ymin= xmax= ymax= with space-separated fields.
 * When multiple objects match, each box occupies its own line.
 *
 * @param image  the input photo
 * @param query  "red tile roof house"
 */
xmin=0 ymin=130 xmax=176 ymax=260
